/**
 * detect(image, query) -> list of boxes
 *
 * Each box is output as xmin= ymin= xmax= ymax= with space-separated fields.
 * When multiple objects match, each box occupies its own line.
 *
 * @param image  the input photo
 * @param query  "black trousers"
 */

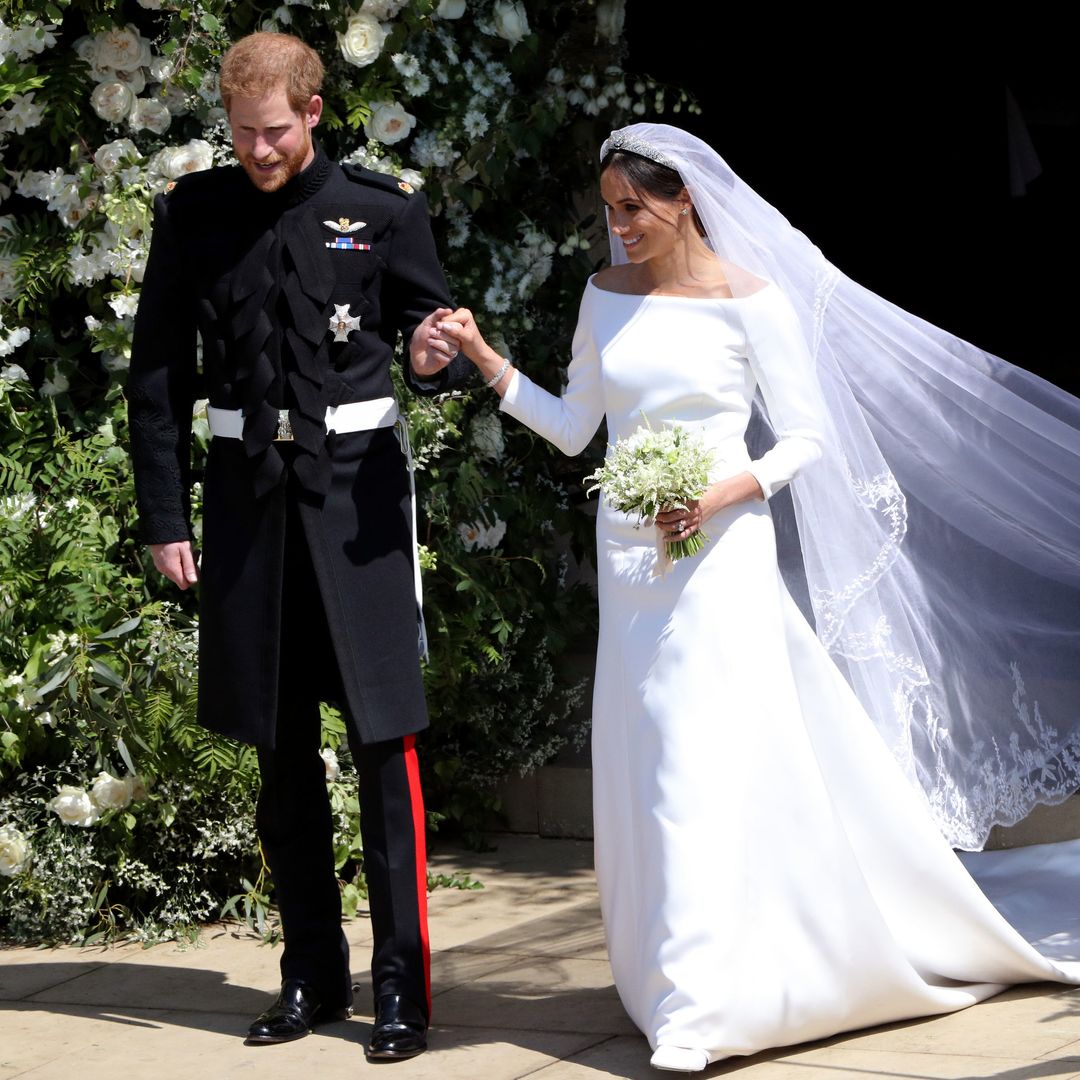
xmin=255 ymin=493 xmax=431 ymax=1018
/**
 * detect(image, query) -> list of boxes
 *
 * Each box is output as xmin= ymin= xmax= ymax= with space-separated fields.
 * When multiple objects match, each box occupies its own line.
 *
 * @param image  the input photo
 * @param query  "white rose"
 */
xmin=148 ymin=55 xmax=175 ymax=82
xmin=159 ymin=82 xmax=190 ymax=116
xmin=596 ymin=0 xmax=626 ymax=43
xmin=129 ymin=97 xmax=171 ymax=135
xmin=113 ymin=66 xmax=146 ymax=94
xmin=47 ymin=785 xmax=100 ymax=827
xmin=94 ymin=138 xmax=139 ymax=174
xmin=435 ymin=0 xmax=467 ymax=17
xmin=92 ymin=25 xmax=152 ymax=72
xmin=319 ymin=747 xmax=341 ymax=782
xmin=90 ymin=771 xmax=135 ymax=811
xmin=0 ymin=825 xmax=31 ymax=877
xmin=492 ymin=1 xmax=530 ymax=45
xmin=338 ymin=12 xmax=388 ymax=68
xmin=361 ymin=0 xmax=408 ymax=17
xmin=363 ymin=100 xmax=416 ymax=145
xmin=157 ymin=139 xmax=213 ymax=179
xmin=90 ymin=81 xmax=136 ymax=124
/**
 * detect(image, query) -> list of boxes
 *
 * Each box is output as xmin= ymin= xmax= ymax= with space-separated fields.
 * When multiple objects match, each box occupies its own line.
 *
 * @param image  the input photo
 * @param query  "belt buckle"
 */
xmin=274 ymin=409 xmax=294 ymax=442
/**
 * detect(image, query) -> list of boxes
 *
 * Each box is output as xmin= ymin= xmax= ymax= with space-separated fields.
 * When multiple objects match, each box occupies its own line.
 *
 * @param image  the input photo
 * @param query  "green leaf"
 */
xmin=200 ymin=13 xmax=221 ymax=32
xmin=95 ymin=616 xmax=142 ymax=640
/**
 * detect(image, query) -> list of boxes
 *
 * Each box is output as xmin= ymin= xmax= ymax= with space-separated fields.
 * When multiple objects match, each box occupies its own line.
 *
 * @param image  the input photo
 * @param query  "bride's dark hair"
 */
xmin=600 ymin=149 xmax=706 ymax=237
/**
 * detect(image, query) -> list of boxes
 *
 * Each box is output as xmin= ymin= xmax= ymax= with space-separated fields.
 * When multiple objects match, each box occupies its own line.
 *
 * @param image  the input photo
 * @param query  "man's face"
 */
xmin=228 ymin=86 xmax=322 ymax=193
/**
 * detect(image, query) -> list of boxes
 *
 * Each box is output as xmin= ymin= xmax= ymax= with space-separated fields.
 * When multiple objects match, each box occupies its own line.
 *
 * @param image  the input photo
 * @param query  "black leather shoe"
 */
xmin=366 ymin=994 xmax=428 ymax=1060
xmin=245 ymin=979 xmax=352 ymax=1045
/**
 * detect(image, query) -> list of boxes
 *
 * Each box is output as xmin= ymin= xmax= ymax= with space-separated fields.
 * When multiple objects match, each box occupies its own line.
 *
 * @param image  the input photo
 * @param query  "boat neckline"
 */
xmin=586 ymin=276 xmax=773 ymax=302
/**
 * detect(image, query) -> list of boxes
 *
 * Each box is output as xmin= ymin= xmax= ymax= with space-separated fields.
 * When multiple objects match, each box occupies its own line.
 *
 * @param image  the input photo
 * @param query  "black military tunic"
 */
xmin=128 ymin=146 xmax=470 ymax=748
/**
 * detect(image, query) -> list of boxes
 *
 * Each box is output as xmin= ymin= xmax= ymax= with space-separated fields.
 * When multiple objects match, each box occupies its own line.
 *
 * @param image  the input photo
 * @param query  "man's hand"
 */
xmin=150 ymin=540 xmax=199 ymax=590
xmin=409 ymin=306 xmax=457 ymax=379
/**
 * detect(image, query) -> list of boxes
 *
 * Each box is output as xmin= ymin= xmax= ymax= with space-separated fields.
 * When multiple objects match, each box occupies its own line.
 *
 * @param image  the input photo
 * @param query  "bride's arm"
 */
xmin=656 ymin=288 xmax=825 ymax=541
xmin=436 ymin=298 xmax=605 ymax=457
xmin=741 ymin=287 xmax=825 ymax=499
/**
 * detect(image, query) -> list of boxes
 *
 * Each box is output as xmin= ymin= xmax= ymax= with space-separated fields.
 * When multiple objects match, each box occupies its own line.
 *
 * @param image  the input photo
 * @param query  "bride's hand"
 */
xmin=656 ymin=474 xmax=766 ymax=541
xmin=436 ymin=308 xmax=515 ymax=395
xmin=656 ymin=498 xmax=708 ymax=543
xmin=433 ymin=307 xmax=489 ymax=365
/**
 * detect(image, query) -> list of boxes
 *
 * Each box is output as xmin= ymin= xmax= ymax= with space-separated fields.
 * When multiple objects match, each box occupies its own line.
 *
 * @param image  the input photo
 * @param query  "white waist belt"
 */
xmin=205 ymin=396 xmax=429 ymax=662
xmin=206 ymin=398 xmax=399 ymax=440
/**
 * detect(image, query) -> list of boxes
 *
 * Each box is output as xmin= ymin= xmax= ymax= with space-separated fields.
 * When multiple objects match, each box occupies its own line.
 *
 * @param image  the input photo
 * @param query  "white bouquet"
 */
xmin=585 ymin=417 xmax=715 ymax=561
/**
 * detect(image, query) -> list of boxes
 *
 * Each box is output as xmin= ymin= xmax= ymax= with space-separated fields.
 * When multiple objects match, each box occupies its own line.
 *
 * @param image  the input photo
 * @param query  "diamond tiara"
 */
xmin=600 ymin=129 xmax=679 ymax=172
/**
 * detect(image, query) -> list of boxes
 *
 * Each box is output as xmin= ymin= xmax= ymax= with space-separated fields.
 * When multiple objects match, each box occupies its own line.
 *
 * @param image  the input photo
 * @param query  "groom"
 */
xmin=128 ymin=31 xmax=467 ymax=1060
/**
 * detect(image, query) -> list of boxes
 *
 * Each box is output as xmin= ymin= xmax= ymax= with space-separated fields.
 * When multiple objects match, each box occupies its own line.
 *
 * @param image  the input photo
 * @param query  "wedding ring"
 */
xmin=679 ymin=520 xmax=687 ymax=532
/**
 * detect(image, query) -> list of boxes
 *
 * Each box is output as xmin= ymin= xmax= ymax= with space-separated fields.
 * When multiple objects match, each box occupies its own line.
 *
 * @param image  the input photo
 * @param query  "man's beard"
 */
xmin=241 ymin=132 xmax=311 ymax=193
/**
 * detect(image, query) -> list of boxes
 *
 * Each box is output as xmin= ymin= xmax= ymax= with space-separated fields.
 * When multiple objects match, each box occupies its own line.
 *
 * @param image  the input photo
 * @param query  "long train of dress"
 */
xmin=499 ymin=278 xmax=1080 ymax=1063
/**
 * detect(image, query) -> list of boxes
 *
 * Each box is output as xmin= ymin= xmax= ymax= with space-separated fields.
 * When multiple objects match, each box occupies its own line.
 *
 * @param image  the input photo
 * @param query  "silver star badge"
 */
xmin=328 ymin=303 xmax=361 ymax=342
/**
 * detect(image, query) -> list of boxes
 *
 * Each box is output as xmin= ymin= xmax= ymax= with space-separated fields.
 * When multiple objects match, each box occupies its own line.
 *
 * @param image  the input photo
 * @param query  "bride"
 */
xmin=433 ymin=123 xmax=1080 ymax=1072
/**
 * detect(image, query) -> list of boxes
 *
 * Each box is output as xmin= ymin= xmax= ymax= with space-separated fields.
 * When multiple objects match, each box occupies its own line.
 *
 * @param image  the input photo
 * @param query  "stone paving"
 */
xmin=2 ymin=835 xmax=1080 ymax=1079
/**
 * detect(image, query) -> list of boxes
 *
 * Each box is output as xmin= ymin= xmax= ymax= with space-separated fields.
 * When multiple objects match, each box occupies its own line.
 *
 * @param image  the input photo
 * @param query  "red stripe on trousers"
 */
xmin=402 ymin=734 xmax=431 ymax=1017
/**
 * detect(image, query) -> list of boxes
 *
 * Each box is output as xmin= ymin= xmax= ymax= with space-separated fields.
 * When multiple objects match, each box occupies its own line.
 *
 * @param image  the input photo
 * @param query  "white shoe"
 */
xmin=650 ymin=1045 xmax=709 ymax=1072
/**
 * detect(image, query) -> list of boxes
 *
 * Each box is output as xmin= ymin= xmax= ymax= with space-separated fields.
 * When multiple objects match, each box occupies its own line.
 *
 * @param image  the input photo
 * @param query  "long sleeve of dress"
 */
xmin=498 ymin=292 xmax=605 ymax=456
xmin=741 ymin=287 xmax=826 ymax=499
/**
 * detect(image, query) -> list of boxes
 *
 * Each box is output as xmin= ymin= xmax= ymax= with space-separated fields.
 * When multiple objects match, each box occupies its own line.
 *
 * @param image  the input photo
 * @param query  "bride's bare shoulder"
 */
xmin=719 ymin=260 xmax=771 ymax=296
xmin=592 ymin=265 xmax=634 ymax=292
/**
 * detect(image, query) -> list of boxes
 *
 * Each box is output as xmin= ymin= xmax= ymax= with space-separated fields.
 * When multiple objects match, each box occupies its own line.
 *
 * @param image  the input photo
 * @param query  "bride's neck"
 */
xmin=640 ymin=232 xmax=721 ymax=291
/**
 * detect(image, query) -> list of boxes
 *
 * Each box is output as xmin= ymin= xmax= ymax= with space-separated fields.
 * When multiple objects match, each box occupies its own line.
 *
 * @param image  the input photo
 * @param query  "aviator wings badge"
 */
xmin=323 ymin=217 xmax=366 ymax=233
xmin=323 ymin=216 xmax=372 ymax=251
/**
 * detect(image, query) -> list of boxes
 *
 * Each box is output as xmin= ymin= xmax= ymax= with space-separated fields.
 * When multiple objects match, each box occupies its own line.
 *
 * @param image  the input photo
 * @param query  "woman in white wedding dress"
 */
xmin=433 ymin=124 xmax=1080 ymax=1072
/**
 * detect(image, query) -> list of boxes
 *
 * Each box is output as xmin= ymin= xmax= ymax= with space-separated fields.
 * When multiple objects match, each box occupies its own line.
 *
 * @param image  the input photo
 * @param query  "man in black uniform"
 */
xmin=128 ymin=32 xmax=469 ymax=1061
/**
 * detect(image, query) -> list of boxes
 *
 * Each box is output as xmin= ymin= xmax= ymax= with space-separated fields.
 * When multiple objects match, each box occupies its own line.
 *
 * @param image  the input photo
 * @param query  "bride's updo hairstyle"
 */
xmin=600 ymin=149 xmax=707 ymax=238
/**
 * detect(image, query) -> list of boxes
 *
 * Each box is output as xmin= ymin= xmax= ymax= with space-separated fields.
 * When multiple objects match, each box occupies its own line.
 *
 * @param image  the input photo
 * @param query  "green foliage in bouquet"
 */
xmin=0 ymin=0 xmax=698 ymax=941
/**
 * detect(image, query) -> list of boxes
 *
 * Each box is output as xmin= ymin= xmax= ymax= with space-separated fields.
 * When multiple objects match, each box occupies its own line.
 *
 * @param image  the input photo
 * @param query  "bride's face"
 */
xmin=600 ymin=167 xmax=687 ymax=264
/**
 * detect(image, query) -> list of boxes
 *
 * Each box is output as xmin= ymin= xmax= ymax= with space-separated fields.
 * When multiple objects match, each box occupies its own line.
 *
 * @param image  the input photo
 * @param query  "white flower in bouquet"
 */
xmin=585 ymin=418 xmax=715 ymax=562
xmin=364 ymin=101 xmax=416 ymax=145
xmin=93 ymin=138 xmax=139 ymax=174
xmin=436 ymin=0 xmax=467 ymax=17
xmin=319 ymin=747 xmax=341 ymax=782
xmin=129 ymin=97 xmax=171 ymax=135
xmin=0 ymin=825 xmax=31 ymax=877
xmin=338 ymin=12 xmax=388 ymax=68
xmin=90 ymin=771 xmax=135 ymax=811
xmin=90 ymin=81 xmax=136 ymax=124
xmin=47 ymin=785 xmax=100 ymax=827
xmin=492 ymin=1 xmax=530 ymax=45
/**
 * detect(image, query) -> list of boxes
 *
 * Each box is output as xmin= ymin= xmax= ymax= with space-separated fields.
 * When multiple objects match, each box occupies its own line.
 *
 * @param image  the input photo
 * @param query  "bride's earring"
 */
xmin=679 ymin=207 xmax=690 ymax=216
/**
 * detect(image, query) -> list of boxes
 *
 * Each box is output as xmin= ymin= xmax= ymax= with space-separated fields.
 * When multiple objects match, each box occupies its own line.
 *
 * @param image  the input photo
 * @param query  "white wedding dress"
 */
xmin=499 ymin=277 xmax=1080 ymax=1064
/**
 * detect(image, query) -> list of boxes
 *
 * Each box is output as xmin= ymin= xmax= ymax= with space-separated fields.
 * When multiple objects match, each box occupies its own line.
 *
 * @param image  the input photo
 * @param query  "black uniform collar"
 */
xmin=260 ymin=142 xmax=333 ymax=209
